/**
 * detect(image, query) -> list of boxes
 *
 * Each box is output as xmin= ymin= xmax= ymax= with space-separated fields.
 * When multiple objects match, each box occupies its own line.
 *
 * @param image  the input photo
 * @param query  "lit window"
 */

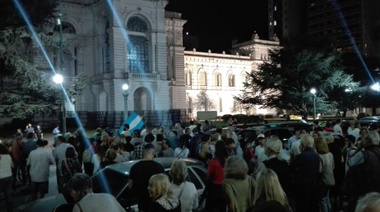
xmin=274 ymin=5 xmax=277 ymax=11
xmin=199 ymin=72 xmax=207 ymax=86
xmin=274 ymin=20 xmax=277 ymax=26
xmin=126 ymin=16 xmax=150 ymax=73
xmin=228 ymin=75 xmax=235 ymax=87
xmin=185 ymin=72 xmax=192 ymax=85
xmin=215 ymin=73 xmax=222 ymax=87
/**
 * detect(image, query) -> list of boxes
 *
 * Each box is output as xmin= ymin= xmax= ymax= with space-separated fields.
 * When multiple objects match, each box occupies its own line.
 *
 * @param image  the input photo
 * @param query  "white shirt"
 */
xmin=333 ymin=124 xmax=343 ymax=135
xmin=174 ymin=148 xmax=189 ymax=158
xmin=53 ymin=142 xmax=75 ymax=175
xmin=171 ymin=181 xmax=198 ymax=212
xmin=0 ymin=154 xmax=12 ymax=179
xmin=348 ymin=127 xmax=360 ymax=142
xmin=92 ymin=154 xmax=102 ymax=174
xmin=287 ymin=135 xmax=298 ymax=150
xmin=27 ymin=147 xmax=55 ymax=182
xmin=73 ymin=193 xmax=125 ymax=212
xmin=255 ymin=146 xmax=267 ymax=163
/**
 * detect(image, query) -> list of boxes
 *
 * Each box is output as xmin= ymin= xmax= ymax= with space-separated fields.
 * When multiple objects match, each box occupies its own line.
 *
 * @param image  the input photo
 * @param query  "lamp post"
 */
xmin=53 ymin=74 xmax=66 ymax=134
xmin=310 ymin=88 xmax=317 ymax=121
xmin=122 ymin=83 xmax=129 ymax=120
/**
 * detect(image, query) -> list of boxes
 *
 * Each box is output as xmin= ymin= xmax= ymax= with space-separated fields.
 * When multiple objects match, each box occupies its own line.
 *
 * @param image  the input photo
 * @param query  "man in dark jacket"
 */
xmin=290 ymin=134 xmax=320 ymax=212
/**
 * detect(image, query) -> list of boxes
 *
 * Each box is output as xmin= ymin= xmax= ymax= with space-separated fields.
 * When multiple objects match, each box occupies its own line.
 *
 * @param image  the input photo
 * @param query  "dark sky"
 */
xmin=165 ymin=0 xmax=268 ymax=53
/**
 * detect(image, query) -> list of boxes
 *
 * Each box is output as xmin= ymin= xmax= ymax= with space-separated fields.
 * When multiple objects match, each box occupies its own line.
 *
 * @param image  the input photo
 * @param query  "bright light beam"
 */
xmin=13 ymin=0 xmax=93 ymax=162
xmin=332 ymin=0 xmax=375 ymax=84
xmin=12 ymin=0 xmax=57 ymax=74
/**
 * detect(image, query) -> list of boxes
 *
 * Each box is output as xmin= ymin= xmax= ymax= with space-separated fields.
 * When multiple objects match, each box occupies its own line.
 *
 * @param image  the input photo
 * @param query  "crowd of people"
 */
xmin=0 ymin=119 xmax=380 ymax=212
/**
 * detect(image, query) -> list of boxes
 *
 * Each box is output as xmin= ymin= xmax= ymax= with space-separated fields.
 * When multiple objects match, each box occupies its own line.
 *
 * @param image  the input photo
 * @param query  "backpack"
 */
xmin=346 ymin=146 xmax=380 ymax=198
xmin=82 ymin=149 xmax=92 ymax=163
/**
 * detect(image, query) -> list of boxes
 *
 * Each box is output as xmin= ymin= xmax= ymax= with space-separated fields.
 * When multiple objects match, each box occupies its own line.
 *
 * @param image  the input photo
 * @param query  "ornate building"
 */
xmin=36 ymin=0 xmax=280 ymax=122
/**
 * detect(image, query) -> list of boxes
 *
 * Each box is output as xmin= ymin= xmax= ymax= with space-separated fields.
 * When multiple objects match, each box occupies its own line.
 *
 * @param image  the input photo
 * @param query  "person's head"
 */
xmin=299 ymin=134 xmax=314 ymax=152
xmin=58 ymin=135 xmax=66 ymax=144
xmin=133 ymin=130 xmax=141 ymax=138
xmin=148 ymin=173 xmax=173 ymax=200
xmin=360 ymin=127 xmax=369 ymax=137
xmin=67 ymin=173 xmax=92 ymax=203
xmin=312 ymin=131 xmax=321 ymax=139
xmin=253 ymin=169 xmax=288 ymax=206
xmin=215 ymin=140 xmax=228 ymax=167
xmin=201 ymin=134 xmax=211 ymax=143
xmin=362 ymin=131 xmax=380 ymax=147
xmin=96 ymin=127 xmax=102 ymax=133
xmin=294 ymin=127 xmax=302 ymax=136
xmin=257 ymin=134 xmax=266 ymax=145
xmin=355 ymin=192 xmax=380 ymax=212
xmin=26 ymin=132 xmax=35 ymax=139
xmin=225 ymin=138 xmax=236 ymax=149
xmin=65 ymin=147 xmax=76 ymax=158
xmin=265 ymin=137 xmax=282 ymax=157
xmin=225 ymin=156 xmax=248 ymax=180
xmin=124 ymin=124 xmax=130 ymax=130
xmin=169 ymin=160 xmax=188 ymax=185
xmin=336 ymin=119 xmax=341 ymax=125
xmin=315 ymin=137 xmax=330 ymax=154
xmin=36 ymin=139 xmax=48 ymax=147
xmin=179 ymin=134 xmax=191 ymax=148
xmin=125 ymin=136 xmax=132 ymax=143
xmin=345 ymin=135 xmax=356 ymax=147
xmin=144 ymin=133 xmax=155 ymax=143
xmin=185 ymin=127 xmax=191 ymax=135
xmin=143 ymin=143 xmax=155 ymax=159
xmin=105 ymin=148 xmax=117 ymax=161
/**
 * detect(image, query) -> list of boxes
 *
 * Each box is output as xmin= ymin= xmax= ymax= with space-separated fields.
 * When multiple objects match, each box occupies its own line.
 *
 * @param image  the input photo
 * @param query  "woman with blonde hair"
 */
xmin=248 ymin=169 xmax=290 ymax=211
xmin=170 ymin=160 xmax=198 ymax=212
xmin=315 ymin=137 xmax=335 ymax=212
xmin=148 ymin=173 xmax=181 ymax=211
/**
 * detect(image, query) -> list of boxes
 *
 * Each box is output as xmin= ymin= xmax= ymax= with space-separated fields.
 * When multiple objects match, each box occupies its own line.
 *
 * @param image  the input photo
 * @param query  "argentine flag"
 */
xmin=119 ymin=112 xmax=144 ymax=134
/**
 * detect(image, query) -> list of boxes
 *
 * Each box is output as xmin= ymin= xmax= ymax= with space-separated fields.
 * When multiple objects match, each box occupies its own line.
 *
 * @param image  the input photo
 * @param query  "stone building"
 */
xmin=36 ymin=0 xmax=279 ymax=125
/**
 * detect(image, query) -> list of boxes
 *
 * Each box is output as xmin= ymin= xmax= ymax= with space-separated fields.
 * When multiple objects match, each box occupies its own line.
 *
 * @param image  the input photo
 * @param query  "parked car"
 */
xmin=265 ymin=121 xmax=313 ymax=132
xmin=17 ymin=157 xmax=207 ymax=212
xmin=358 ymin=116 xmax=380 ymax=127
xmin=92 ymin=157 xmax=207 ymax=211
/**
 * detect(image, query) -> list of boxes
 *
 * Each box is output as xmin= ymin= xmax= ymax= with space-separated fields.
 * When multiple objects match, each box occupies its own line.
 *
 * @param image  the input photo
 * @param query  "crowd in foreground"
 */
xmin=0 ymin=120 xmax=380 ymax=212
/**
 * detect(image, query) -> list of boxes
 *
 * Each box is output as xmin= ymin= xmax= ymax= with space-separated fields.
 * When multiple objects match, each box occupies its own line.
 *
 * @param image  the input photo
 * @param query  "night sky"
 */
xmin=165 ymin=0 xmax=268 ymax=53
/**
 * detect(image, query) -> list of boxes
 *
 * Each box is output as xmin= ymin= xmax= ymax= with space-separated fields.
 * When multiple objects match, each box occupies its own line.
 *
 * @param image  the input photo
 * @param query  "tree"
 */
xmin=195 ymin=90 xmax=215 ymax=111
xmin=0 ymin=1 xmax=86 ymax=119
xmin=235 ymin=44 xmax=363 ymax=117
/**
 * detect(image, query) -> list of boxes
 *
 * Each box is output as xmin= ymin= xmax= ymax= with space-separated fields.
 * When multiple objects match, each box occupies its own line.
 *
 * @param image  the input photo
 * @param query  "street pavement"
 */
xmin=0 ymin=133 xmax=63 ymax=212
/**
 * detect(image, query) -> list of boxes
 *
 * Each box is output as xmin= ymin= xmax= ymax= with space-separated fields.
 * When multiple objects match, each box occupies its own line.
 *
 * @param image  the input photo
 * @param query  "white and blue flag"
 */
xmin=119 ymin=112 xmax=144 ymax=134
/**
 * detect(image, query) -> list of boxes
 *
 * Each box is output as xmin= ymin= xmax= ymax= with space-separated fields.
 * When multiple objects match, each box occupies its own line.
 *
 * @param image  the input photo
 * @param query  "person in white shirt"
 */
xmin=0 ymin=143 xmax=13 ymax=212
xmin=287 ymin=128 xmax=302 ymax=150
xmin=255 ymin=135 xmax=267 ymax=163
xmin=333 ymin=119 xmax=343 ymax=135
xmin=53 ymin=136 xmax=75 ymax=193
xmin=289 ymin=129 xmax=308 ymax=159
xmin=347 ymin=122 xmax=360 ymax=142
xmin=27 ymin=139 xmax=55 ymax=200
xmin=170 ymin=160 xmax=198 ymax=212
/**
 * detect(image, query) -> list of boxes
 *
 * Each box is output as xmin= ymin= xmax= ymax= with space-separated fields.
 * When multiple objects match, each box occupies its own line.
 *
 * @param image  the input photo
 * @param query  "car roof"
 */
xmin=103 ymin=157 xmax=205 ymax=176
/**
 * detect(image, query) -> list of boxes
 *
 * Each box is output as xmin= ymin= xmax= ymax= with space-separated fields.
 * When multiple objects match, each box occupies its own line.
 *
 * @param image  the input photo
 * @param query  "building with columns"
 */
xmin=36 ymin=0 xmax=280 ymax=123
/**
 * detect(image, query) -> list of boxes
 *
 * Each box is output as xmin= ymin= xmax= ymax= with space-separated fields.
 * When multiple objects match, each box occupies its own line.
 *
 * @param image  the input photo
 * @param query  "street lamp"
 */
xmin=53 ymin=74 xmax=66 ymax=134
xmin=371 ymin=82 xmax=380 ymax=92
xmin=310 ymin=88 xmax=317 ymax=121
xmin=122 ymin=83 xmax=129 ymax=120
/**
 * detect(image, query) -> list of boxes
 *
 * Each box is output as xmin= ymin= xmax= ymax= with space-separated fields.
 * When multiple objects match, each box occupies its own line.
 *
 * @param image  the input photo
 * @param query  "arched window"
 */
xmin=199 ymin=72 xmax=207 ymax=86
xmin=214 ymin=73 xmax=222 ymax=87
xmin=126 ymin=16 xmax=149 ymax=73
xmin=228 ymin=74 xmax=235 ymax=87
xmin=104 ymin=21 xmax=111 ymax=73
xmin=185 ymin=72 xmax=192 ymax=85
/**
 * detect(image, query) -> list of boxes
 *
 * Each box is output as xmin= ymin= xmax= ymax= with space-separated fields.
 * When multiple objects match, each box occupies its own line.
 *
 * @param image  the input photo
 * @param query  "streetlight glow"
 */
xmin=310 ymin=88 xmax=317 ymax=121
xmin=310 ymin=88 xmax=317 ymax=95
xmin=371 ymin=82 xmax=380 ymax=91
xmin=122 ymin=83 xmax=129 ymax=91
xmin=53 ymin=74 xmax=63 ymax=84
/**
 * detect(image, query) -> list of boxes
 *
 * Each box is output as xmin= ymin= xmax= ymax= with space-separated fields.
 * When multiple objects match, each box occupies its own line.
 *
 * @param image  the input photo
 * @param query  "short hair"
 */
xmin=36 ymin=139 xmax=48 ymax=147
xmin=143 ymin=143 xmax=155 ymax=156
xmin=201 ymin=134 xmax=210 ymax=142
xmin=125 ymin=136 xmax=132 ymax=142
xmin=65 ymin=147 xmax=76 ymax=158
xmin=66 ymin=173 xmax=92 ymax=200
xmin=355 ymin=192 xmax=380 ymax=212
xmin=105 ymin=148 xmax=117 ymax=161
xmin=156 ymin=134 xmax=164 ymax=142
xmin=170 ymin=160 xmax=188 ymax=185
xmin=367 ymin=131 xmax=380 ymax=145
xmin=315 ymin=137 xmax=329 ymax=154
xmin=148 ymin=173 xmax=173 ymax=200
xmin=225 ymin=156 xmax=248 ymax=180
xmin=26 ymin=132 xmax=34 ymax=139
xmin=144 ymin=133 xmax=155 ymax=143
xmin=253 ymin=169 xmax=288 ymax=206
xmin=58 ymin=135 xmax=66 ymax=143
xmin=345 ymin=135 xmax=356 ymax=143
xmin=265 ymin=137 xmax=282 ymax=154
xmin=300 ymin=134 xmax=314 ymax=148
